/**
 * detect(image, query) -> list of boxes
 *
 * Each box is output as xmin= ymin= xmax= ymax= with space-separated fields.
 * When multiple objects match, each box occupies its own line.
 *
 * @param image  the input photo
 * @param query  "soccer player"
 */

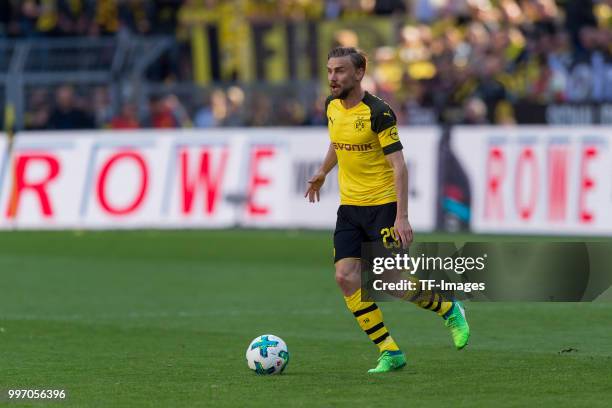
xmin=304 ymin=47 xmax=470 ymax=373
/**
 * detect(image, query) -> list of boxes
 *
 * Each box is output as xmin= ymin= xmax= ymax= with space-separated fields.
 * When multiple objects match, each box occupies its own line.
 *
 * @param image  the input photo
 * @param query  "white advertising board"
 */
xmin=452 ymin=126 xmax=612 ymax=235
xmin=0 ymin=128 xmax=439 ymax=231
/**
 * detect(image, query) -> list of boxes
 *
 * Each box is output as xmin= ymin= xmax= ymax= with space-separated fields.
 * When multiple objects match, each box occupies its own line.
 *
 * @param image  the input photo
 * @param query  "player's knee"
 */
xmin=334 ymin=262 xmax=359 ymax=290
xmin=334 ymin=269 xmax=349 ymax=288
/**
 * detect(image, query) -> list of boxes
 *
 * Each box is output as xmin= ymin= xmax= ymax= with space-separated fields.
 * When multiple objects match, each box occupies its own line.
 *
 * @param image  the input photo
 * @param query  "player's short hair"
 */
xmin=327 ymin=47 xmax=367 ymax=71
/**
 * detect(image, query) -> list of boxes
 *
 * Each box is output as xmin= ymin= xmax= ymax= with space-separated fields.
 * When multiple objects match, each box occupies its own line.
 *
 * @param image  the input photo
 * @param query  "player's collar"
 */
xmin=339 ymin=90 xmax=367 ymax=111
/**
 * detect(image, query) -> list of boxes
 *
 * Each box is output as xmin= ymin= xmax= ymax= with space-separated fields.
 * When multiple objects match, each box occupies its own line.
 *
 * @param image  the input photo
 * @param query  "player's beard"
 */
xmin=331 ymin=82 xmax=354 ymax=100
xmin=337 ymin=85 xmax=352 ymax=100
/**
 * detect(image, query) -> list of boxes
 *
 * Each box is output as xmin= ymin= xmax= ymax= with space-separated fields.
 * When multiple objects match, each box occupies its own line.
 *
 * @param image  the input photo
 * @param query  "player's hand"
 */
xmin=394 ymin=216 xmax=413 ymax=249
xmin=304 ymin=171 xmax=326 ymax=202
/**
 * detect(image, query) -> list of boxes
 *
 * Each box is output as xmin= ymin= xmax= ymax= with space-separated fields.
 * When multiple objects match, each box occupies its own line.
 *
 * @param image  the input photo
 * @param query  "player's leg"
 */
xmin=336 ymin=258 xmax=406 ymax=373
xmin=336 ymin=257 xmax=400 ymax=353
xmin=367 ymin=202 xmax=470 ymax=349
xmin=398 ymin=276 xmax=469 ymax=349
xmin=402 ymin=282 xmax=469 ymax=349
xmin=334 ymin=205 xmax=406 ymax=373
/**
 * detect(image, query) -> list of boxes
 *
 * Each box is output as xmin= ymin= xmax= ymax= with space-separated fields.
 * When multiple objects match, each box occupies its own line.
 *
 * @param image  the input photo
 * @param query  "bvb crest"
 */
xmin=355 ymin=117 xmax=365 ymax=131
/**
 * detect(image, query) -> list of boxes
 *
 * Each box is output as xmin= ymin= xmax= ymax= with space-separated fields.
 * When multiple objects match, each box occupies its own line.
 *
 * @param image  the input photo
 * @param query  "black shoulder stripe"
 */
xmin=382 ymin=141 xmax=403 ymax=155
xmin=362 ymin=92 xmax=397 ymax=133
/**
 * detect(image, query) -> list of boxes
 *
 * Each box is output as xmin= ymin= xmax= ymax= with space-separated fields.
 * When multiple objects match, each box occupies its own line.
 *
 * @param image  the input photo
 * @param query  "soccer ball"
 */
xmin=246 ymin=334 xmax=289 ymax=375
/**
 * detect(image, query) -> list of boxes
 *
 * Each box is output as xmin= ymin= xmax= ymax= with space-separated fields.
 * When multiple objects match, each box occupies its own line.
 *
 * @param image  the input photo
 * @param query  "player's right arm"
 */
xmin=304 ymin=143 xmax=337 ymax=203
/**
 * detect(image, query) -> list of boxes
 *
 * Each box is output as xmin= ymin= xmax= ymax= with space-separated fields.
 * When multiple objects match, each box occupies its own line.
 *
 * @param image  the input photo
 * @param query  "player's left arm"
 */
xmin=385 ymin=151 xmax=413 ymax=248
xmin=375 ymin=106 xmax=413 ymax=248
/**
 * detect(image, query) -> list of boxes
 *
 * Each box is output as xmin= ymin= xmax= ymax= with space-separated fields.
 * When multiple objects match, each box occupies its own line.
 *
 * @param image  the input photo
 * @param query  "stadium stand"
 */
xmin=0 ymin=0 xmax=611 ymax=130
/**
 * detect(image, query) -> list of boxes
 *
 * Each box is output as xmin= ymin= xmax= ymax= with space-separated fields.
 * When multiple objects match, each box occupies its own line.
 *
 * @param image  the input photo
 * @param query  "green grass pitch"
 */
xmin=1 ymin=230 xmax=611 ymax=407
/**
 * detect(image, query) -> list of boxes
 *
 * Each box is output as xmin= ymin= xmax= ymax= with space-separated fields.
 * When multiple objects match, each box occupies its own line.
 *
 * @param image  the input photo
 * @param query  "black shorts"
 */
xmin=333 ymin=202 xmax=398 ymax=263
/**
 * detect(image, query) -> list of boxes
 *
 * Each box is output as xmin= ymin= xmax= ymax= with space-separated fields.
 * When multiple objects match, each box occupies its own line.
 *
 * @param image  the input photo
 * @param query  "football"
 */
xmin=246 ymin=334 xmax=290 ymax=375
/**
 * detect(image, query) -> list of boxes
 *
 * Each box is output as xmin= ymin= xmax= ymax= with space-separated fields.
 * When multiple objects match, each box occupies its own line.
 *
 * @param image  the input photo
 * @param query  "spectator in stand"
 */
xmin=462 ymin=97 xmax=488 ymax=124
xmin=413 ymin=0 xmax=437 ymax=23
xmin=48 ymin=85 xmax=95 ymax=129
xmin=0 ymin=1 xmax=12 ymax=37
xmin=89 ymin=0 xmax=120 ymax=36
xmin=194 ymin=95 xmax=216 ymax=128
xmin=92 ymin=86 xmax=113 ymax=128
xmin=110 ymin=103 xmax=140 ymax=129
xmin=472 ymin=54 xmax=510 ymax=122
xmin=210 ymin=89 xmax=229 ymax=126
xmin=400 ymin=77 xmax=437 ymax=125
xmin=150 ymin=96 xmax=177 ymax=128
xmin=565 ymin=0 xmax=598 ymax=58
xmin=247 ymin=93 xmax=272 ymax=126
xmin=324 ymin=0 xmax=343 ymax=19
xmin=278 ymin=98 xmax=307 ymax=126
xmin=372 ymin=0 xmax=407 ymax=15
xmin=17 ymin=0 xmax=40 ymax=37
xmin=306 ymin=94 xmax=328 ymax=126
xmin=119 ymin=0 xmax=154 ymax=35
xmin=164 ymin=94 xmax=192 ymax=127
xmin=60 ymin=0 xmax=99 ymax=36
xmin=149 ymin=94 xmax=191 ymax=128
xmin=224 ymin=86 xmax=246 ymax=127
xmin=36 ymin=0 xmax=60 ymax=36
xmin=151 ymin=0 xmax=181 ymax=34
xmin=24 ymin=88 xmax=51 ymax=130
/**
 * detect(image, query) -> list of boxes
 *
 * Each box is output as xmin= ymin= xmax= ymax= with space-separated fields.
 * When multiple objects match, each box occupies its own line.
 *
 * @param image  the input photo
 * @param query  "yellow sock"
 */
xmin=401 ymin=279 xmax=453 ymax=317
xmin=344 ymin=289 xmax=400 ymax=353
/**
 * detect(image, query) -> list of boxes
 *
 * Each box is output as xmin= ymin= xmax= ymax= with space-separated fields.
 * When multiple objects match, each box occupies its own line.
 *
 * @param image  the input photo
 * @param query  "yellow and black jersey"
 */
xmin=325 ymin=91 xmax=402 ymax=206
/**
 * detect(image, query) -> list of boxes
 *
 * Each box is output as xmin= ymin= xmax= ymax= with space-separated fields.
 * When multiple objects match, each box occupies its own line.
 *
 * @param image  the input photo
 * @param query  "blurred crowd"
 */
xmin=0 ymin=0 xmax=411 ymax=38
xmin=368 ymin=0 xmax=612 ymax=124
xmin=23 ymin=84 xmax=319 ymax=130
xmin=4 ymin=0 xmax=612 ymax=129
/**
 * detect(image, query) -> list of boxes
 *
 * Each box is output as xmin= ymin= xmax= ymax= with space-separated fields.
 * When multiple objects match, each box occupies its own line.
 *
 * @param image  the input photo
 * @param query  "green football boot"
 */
xmin=367 ymin=350 xmax=406 ymax=374
xmin=443 ymin=301 xmax=470 ymax=350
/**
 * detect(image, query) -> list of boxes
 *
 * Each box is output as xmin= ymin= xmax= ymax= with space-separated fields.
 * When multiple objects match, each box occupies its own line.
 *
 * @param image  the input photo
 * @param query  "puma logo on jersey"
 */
xmin=333 ymin=142 xmax=373 ymax=151
xmin=383 ymin=111 xmax=393 ymax=117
